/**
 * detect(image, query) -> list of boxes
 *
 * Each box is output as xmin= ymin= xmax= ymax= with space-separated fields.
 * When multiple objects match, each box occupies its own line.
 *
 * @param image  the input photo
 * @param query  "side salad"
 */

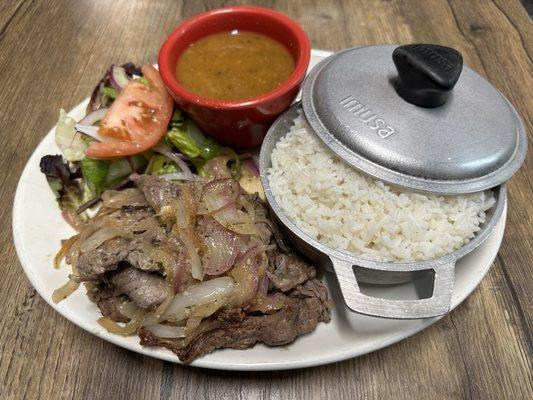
xmin=40 ymin=63 xmax=259 ymax=228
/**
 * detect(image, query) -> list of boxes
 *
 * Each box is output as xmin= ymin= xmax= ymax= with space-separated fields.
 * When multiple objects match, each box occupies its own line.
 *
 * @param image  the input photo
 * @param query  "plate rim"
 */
xmin=12 ymin=49 xmax=507 ymax=371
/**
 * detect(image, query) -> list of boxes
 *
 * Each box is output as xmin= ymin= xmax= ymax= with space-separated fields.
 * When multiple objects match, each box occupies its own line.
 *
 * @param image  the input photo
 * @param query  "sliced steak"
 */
xmin=111 ymin=267 xmax=168 ymax=308
xmin=78 ymin=237 xmax=129 ymax=281
xmin=77 ymin=206 xmax=164 ymax=281
xmin=78 ymin=237 xmax=162 ymax=281
xmin=289 ymin=279 xmax=332 ymax=328
xmin=114 ymin=205 xmax=162 ymax=234
xmin=125 ymin=246 xmax=159 ymax=271
xmin=131 ymin=174 xmax=181 ymax=212
xmin=132 ymin=174 xmax=202 ymax=222
xmin=85 ymin=284 xmax=129 ymax=323
xmin=266 ymin=248 xmax=317 ymax=292
xmin=138 ymin=277 xmax=331 ymax=363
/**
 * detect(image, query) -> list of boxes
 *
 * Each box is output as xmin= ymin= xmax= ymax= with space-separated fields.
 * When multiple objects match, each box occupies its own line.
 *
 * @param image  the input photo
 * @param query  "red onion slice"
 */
xmin=79 ymin=108 xmax=108 ymax=126
xmin=197 ymin=217 xmax=241 ymax=276
xmin=109 ymin=65 xmax=131 ymax=92
xmin=243 ymin=158 xmax=259 ymax=177
xmin=153 ymin=144 xmax=193 ymax=179
xmin=75 ymin=124 xmax=108 ymax=142
xmin=228 ymin=244 xmax=262 ymax=307
xmin=197 ymin=178 xmax=240 ymax=216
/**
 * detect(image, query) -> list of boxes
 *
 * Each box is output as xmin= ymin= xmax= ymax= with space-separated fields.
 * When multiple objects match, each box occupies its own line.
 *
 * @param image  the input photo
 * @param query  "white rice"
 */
xmin=267 ymin=115 xmax=496 ymax=262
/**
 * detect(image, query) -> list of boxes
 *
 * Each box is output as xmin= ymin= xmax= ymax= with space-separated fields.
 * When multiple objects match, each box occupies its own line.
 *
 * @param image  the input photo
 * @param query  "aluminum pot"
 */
xmin=259 ymin=102 xmax=507 ymax=319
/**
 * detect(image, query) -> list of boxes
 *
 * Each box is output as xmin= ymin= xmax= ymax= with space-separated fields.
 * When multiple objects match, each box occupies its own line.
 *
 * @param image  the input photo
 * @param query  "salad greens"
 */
xmin=80 ymin=157 xmax=110 ymax=196
xmin=167 ymin=111 xmax=222 ymax=160
xmin=102 ymin=86 xmax=118 ymax=99
xmin=39 ymin=155 xmax=85 ymax=215
xmin=105 ymin=155 xmax=148 ymax=185
xmin=55 ymin=109 xmax=87 ymax=162
xmin=43 ymin=62 xmax=231 ymax=216
xmin=47 ymin=101 xmax=223 ymax=215
xmin=145 ymin=154 xmax=180 ymax=175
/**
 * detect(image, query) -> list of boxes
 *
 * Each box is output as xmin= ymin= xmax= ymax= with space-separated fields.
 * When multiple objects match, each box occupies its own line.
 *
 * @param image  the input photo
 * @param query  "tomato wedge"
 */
xmin=86 ymin=65 xmax=173 ymax=158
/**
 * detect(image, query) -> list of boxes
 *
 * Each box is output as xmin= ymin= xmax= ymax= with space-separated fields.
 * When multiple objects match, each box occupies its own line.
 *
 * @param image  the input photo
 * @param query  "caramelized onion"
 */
xmin=52 ymin=279 xmax=79 ymax=303
xmin=150 ymin=246 xmax=178 ymax=283
xmin=197 ymin=218 xmax=241 ymax=276
xmin=101 ymin=188 xmax=147 ymax=209
xmin=197 ymin=178 xmax=240 ymax=216
xmin=213 ymin=205 xmax=258 ymax=236
xmin=248 ymin=292 xmax=286 ymax=314
xmin=162 ymin=277 xmax=235 ymax=323
xmin=182 ymin=233 xmax=203 ymax=281
xmin=80 ymin=226 xmax=133 ymax=253
xmin=118 ymin=301 xmax=140 ymax=319
xmin=172 ymin=186 xmax=203 ymax=280
xmin=54 ymin=234 xmax=80 ymax=268
xmin=228 ymin=245 xmax=262 ymax=307
xmin=144 ymin=323 xmax=186 ymax=338
xmin=98 ymin=309 xmax=146 ymax=336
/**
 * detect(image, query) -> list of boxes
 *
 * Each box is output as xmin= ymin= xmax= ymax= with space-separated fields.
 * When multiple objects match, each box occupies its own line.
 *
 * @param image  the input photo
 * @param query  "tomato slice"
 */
xmin=86 ymin=65 xmax=173 ymax=158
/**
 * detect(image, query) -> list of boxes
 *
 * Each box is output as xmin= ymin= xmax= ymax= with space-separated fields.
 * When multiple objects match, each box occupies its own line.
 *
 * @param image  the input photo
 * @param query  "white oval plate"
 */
xmin=13 ymin=50 xmax=506 ymax=371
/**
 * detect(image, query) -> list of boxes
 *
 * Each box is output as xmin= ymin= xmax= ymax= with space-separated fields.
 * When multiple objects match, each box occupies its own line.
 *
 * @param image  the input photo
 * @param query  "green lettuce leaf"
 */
xmin=55 ymin=109 xmax=87 ymax=162
xmin=81 ymin=157 xmax=110 ymax=195
xmin=145 ymin=154 xmax=179 ymax=175
xmin=167 ymin=118 xmax=221 ymax=160
xmin=102 ymin=86 xmax=117 ymax=99
xmin=105 ymin=155 xmax=148 ymax=186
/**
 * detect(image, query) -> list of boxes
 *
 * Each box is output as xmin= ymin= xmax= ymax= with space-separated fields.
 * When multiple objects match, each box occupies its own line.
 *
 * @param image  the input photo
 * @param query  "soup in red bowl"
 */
xmin=158 ymin=6 xmax=310 ymax=148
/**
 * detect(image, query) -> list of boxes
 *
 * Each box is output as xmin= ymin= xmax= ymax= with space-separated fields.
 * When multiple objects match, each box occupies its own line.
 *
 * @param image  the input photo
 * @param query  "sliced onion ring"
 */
xmin=243 ymin=158 xmax=259 ymax=177
xmin=80 ymin=226 xmax=132 ymax=253
xmin=52 ymin=279 xmax=79 ymax=303
xmin=75 ymin=124 xmax=108 ymax=142
xmin=109 ymin=64 xmax=131 ymax=92
xmin=197 ymin=178 xmax=240 ymax=216
xmin=54 ymin=234 xmax=80 ymax=268
xmin=144 ymin=324 xmax=186 ymax=339
xmin=79 ymin=108 xmax=108 ymax=126
xmin=162 ymin=277 xmax=235 ymax=323
xmin=153 ymin=144 xmax=193 ymax=179
xmin=98 ymin=309 xmax=146 ymax=336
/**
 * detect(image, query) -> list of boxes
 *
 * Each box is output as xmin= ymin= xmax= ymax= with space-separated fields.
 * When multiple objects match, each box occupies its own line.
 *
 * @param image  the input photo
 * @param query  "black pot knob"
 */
xmin=393 ymin=44 xmax=463 ymax=108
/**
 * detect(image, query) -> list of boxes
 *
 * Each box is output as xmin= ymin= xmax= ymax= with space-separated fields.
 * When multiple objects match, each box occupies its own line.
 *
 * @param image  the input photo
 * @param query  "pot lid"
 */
xmin=301 ymin=44 xmax=527 ymax=194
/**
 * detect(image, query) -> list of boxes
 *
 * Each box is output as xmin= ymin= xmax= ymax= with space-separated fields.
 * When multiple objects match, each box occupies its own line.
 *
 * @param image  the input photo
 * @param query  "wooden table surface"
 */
xmin=1 ymin=1 xmax=531 ymax=399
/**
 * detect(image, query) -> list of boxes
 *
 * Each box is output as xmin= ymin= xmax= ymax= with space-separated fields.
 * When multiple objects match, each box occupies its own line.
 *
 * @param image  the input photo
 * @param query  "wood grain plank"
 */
xmin=0 ymin=1 xmax=531 ymax=399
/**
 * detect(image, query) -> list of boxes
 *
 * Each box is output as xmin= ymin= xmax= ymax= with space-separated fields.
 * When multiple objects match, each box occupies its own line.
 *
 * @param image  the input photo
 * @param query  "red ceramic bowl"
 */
xmin=158 ymin=6 xmax=311 ymax=148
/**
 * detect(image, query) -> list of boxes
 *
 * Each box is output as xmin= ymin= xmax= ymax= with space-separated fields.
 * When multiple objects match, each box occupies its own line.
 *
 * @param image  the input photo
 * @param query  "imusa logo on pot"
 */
xmin=339 ymin=95 xmax=396 ymax=139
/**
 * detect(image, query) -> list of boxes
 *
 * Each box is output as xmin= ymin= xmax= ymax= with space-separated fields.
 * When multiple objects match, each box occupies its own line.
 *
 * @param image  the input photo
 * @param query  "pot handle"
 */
xmin=330 ymin=257 xmax=455 ymax=319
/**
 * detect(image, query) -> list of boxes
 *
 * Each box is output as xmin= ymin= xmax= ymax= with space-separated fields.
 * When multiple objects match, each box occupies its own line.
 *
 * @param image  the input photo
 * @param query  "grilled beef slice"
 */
xmin=138 ymin=278 xmax=331 ymax=363
xmin=78 ymin=237 xmax=129 ymax=281
xmin=266 ymin=248 xmax=317 ymax=292
xmin=131 ymin=174 xmax=182 ymax=212
xmin=77 ymin=206 xmax=163 ymax=281
xmin=111 ymin=267 xmax=168 ymax=308
xmin=85 ymin=284 xmax=129 ymax=323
